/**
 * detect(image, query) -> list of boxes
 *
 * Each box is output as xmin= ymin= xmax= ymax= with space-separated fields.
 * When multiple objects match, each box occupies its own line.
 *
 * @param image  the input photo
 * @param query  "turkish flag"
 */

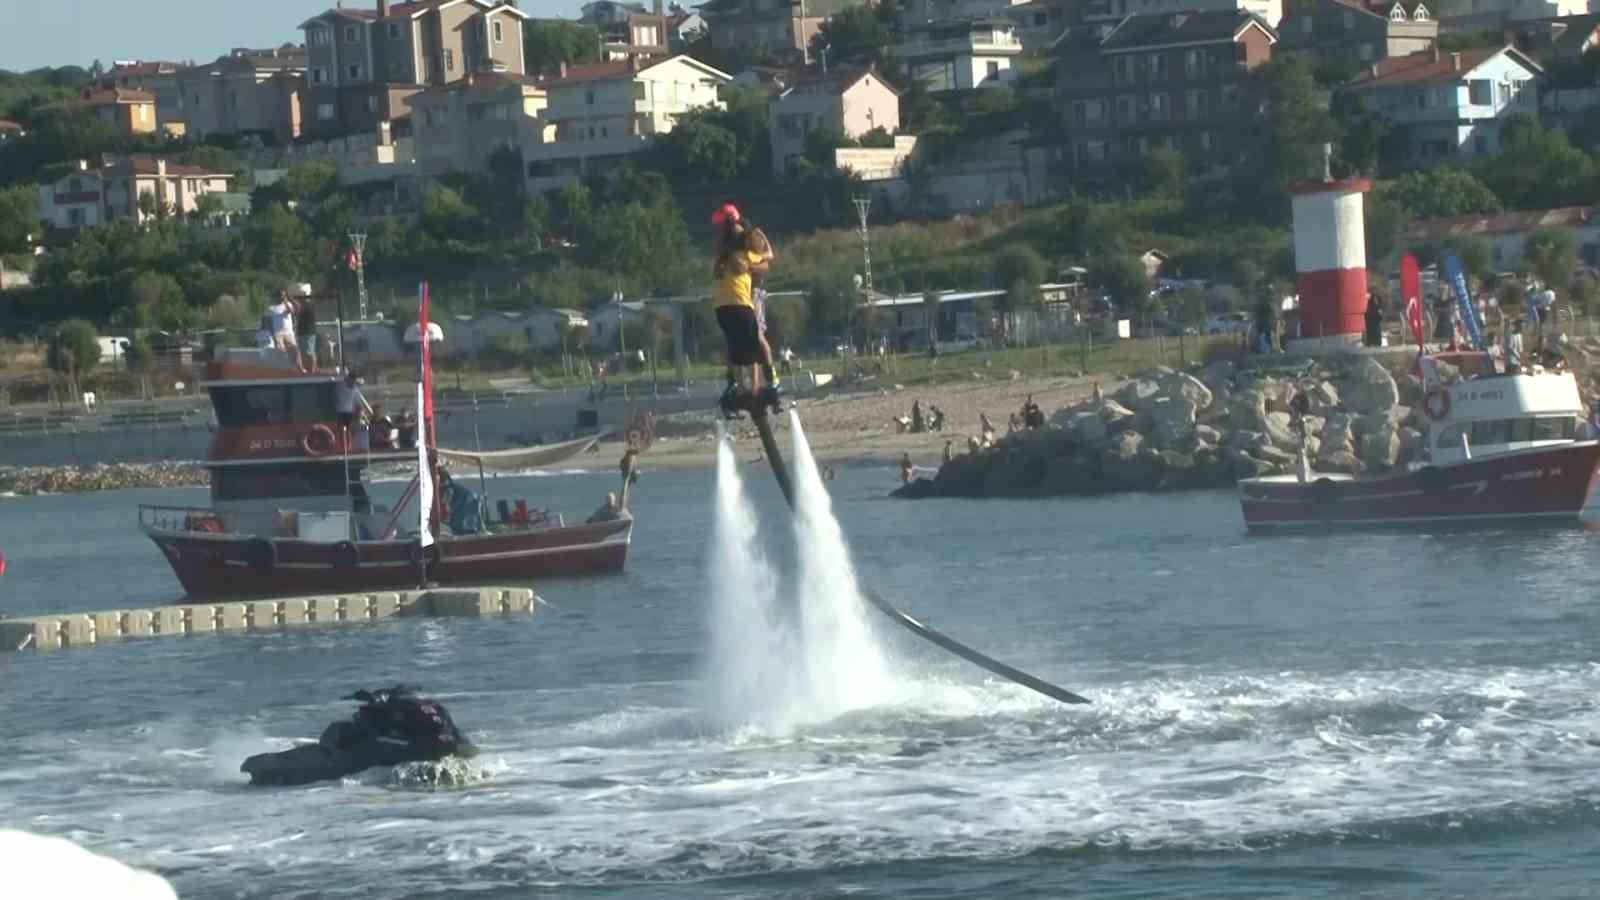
xmin=1405 ymin=295 xmax=1426 ymax=348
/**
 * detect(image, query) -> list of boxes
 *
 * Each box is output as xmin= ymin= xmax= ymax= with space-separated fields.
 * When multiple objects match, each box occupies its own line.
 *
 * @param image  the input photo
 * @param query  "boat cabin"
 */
xmin=1425 ymin=352 xmax=1584 ymax=466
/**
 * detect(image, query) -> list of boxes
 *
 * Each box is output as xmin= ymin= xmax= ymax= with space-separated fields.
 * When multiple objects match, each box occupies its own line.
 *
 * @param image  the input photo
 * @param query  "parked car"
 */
xmin=1205 ymin=312 xmax=1249 ymax=335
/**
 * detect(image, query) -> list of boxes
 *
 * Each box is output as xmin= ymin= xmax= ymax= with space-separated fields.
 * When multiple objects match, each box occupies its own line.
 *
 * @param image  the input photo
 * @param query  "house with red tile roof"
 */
xmin=38 ymin=156 xmax=236 ymax=230
xmin=81 ymin=86 xmax=159 ymax=136
xmin=1275 ymin=0 xmax=1436 ymax=76
xmin=769 ymin=67 xmax=901 ymax=174
xmin=1406 ymin=205 xmax=1600 ymax=270
xmin=519 ymin=53 xmax=730 ymax=191
xmin=97 ymin=60 xmax=186 ymax=134
xmin=1341 ymin=44 xmax=1541 ymax=167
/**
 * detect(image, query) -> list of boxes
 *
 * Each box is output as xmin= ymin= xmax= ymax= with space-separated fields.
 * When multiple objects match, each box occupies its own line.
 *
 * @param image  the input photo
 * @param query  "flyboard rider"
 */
xmin=711 ymin=203 xmax=781 ymax=418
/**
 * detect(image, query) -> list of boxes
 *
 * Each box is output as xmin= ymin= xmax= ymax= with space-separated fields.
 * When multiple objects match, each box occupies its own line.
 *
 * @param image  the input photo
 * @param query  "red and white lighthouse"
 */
xmin=1289 ymin=176 xmax=1372 ymax=349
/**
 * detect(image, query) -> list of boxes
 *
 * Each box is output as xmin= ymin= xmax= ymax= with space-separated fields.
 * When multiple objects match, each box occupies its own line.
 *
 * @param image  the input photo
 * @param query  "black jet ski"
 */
xmin=242 ymin=685 xmax=478 ymax=786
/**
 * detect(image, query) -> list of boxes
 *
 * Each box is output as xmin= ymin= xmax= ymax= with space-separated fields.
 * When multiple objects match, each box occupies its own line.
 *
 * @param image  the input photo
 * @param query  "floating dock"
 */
xmin=0 ymin=587 xmax=537 ymax=653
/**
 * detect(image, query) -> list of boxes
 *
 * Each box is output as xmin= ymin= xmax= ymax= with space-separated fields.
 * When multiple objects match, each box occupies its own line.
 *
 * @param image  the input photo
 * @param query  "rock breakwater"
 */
xmin=896 ymin=356 xmax=1424 ymax=499
xmin=0 ymin=462 xmax=207 ymax=496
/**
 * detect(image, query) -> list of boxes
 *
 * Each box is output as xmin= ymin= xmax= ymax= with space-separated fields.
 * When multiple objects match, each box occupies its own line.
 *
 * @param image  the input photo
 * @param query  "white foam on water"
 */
xmin=0 ymin=829 xmax=176 ymax=899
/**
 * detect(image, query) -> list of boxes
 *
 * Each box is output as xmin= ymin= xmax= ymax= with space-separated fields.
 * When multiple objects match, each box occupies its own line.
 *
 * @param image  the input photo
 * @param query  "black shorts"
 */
xmin=716 ymin=305 xmax=762 ymax=366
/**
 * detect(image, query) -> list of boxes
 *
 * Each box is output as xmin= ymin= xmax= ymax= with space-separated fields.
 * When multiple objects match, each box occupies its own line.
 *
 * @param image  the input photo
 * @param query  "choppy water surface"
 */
xmin=4 ymin=462 xmax=1600 ymax=898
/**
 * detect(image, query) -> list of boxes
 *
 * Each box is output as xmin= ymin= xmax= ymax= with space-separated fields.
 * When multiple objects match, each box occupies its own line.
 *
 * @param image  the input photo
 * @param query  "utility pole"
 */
xmin=348 ymin=230 xmax=369 ymax=321
xmin=853 ymin=195 xmax=872 ymax=296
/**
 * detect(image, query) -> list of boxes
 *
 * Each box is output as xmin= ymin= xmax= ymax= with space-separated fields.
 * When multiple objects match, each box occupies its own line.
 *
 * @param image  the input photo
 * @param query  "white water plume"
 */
xmin=788 ymin=411 xmax=899 ymax=713
xmin=702 ymin=423 xmax=793 ymax=730
xmin=701 ymin=418 xmax=902 ymax=733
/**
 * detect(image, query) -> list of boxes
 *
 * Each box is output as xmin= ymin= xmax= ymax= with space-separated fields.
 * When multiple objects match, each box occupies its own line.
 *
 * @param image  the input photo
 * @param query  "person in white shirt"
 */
xmin=1505 ymin=319 xmax=1525 ymax=372
xmin=268 ymin=289 xmax=302 ymax=371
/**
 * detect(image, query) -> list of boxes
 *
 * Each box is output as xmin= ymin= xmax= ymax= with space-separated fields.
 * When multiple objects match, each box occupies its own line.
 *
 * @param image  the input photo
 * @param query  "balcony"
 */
xmin=896 ymin=29 xmax=1022 ymax=62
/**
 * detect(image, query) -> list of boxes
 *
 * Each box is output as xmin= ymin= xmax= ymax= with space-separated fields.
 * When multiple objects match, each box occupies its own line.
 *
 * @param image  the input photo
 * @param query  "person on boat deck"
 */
xmin=336 ymin=369 xmax=372 ymax=441
xmin=711 ymin=203 xmax=777 ymax=415
xmin=397 ymin=408 xmax=418 ymax=449
xmin=269 ymin=288 xmax=303 ymax=372
xmin=295 ymin=292 xmax=320 ymax=373
xmin=1506 ymin=320 xmax=1526 ymax=373
xmin=437 ymin=471 xmax=483 ymax=535
xmin=587 ymin=492 xmax=621 ymax=523
xmin=255 ymin=314 xmax=274 ymax=349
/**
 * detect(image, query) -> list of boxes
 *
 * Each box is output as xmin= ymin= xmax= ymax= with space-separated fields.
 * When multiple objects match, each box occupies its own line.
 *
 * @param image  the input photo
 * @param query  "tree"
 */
xmin=1094 ymin=255 xmax=1150 ymax=313
xmin=811 ymin=5 xmax=889 ymax=65
xmin=1476 ymin=115 xmax=1596 ymax=210
xmin=648 ymin=110 xmax=745 ymax=183
xmin=1122 ymin=147 xmax=1184 ymax=197
xmin=586 ymin=200 xmax=693 ymax=288
xmin=803 ymin=127 xmax=855 ymax=168
xmin=191 ymin=192 xmax=225 ymax=224
xmin=47 ymin=318 xmax=100 ymax=378
xmin=522 ymin=20 xmax=601 ymax=75
xmin=420 ymin=183 xmax=481 ymax=242
xmin=860 ymin=126 xmax=894 ymax=148
xmin=1439 ymin=233 xmax=1493 ymax=286
xmin=993 ymin=245 xmax=1047 ymax=311
xmin=1234 ymin=58 xmax=1340 ymax=218
xmin=283 ymin=160 xmax=338 ymax=204
xmin=242 ymin=204 xmax=317 ymax=277
xmin=0 ymin=183 xmax=37 ymax=252
xmin=1376 ymin=168 xmax=1502 ymax=220
xmin=126 ymin=270 xmax=192 ymax=331
xmin=1523 ymin=228 xmax=1578 ymax=292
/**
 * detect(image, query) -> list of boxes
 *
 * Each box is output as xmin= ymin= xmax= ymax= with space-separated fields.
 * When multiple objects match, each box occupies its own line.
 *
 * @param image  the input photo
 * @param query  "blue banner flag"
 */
xmin=1442 ymin=253 xmax=1484 ymax=350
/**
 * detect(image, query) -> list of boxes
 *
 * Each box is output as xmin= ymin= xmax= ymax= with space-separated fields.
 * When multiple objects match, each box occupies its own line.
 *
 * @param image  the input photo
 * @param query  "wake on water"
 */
xmin=701 ymin=415 xmax=905 ymax=734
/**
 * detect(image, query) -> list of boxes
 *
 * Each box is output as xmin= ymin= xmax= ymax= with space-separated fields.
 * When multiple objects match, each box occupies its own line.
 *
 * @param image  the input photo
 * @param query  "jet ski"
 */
xmin=242 ymin=686 xmax=477 ymax=786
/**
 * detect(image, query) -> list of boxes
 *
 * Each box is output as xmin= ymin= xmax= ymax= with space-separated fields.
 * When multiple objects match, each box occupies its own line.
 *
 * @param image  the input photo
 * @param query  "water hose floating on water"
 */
xmin=744 ymin=402 xmax=1091 ymax=706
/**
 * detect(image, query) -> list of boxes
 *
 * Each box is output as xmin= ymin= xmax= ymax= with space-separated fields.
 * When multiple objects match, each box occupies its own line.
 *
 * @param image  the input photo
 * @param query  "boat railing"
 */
xmin=138 ymin=504 xmax=358 ymax=541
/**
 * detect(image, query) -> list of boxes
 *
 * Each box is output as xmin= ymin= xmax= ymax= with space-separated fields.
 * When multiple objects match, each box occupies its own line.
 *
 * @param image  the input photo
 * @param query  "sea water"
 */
xmin=4 ymin=470 xmax=1600 ymax=897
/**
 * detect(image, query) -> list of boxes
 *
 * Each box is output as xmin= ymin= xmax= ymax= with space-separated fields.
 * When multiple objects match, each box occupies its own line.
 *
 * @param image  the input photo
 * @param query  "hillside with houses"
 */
xmin=4 ymin=0 xmax=1600 ymax=374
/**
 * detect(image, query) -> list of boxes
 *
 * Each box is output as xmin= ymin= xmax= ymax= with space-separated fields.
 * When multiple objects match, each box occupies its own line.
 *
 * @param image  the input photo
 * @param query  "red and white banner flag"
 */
xmin=417 ymin=281 xmax=435 ymax=548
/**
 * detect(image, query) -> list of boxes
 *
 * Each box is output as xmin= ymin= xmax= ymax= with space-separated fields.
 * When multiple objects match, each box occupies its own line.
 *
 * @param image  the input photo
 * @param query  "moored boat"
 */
xmin=141 ymin=286 xmax=645 ymax=598
xmin=1239 ymin=351 xmax=1600 ymax=530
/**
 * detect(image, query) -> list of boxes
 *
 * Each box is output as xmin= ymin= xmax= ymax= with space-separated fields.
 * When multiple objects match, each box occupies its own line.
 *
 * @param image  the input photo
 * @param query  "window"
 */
xmin=1115 ymin=56 xmax=1132 ymax=84
xmin=366 ymin=95 xmax=378 ymax=113
xmin=1149 ymin=92 xmax=1168 ymax=121
xmin=312 ymin=67 xmax=327 ymax=84
xmin=317 ymin=103 xmax=335 ymax=120
xmin=1200 ymin=131 xmax=1214 ymax=151
xmin=1473 ymin=135 xmax=1487 ymax=154
xmin=348 ymin=63 xmax=362 ymax=80
xmin=1436 ymin=424 xmax=1464 ymax=448
xmin=1413 ymin=4 xmax=1429 ymax=19
xmin=493 ymin=19 xmax=504 ymax=43
xmin=1034 ymin=11 xmax=1047 ymax=25
xmin=586 ymin=89 xmax=596 ymax=105
xmin=226 ymin=90 xmax=238 ymax=110
xmin=1149 ymin=52 xmax=1167 ymax=80
xmin=1116 ymin=94 xmax=1132 ymax=121
xmin=68 ymin=208 xmax=84 ymax=226
xmin=213 ymin=464 xmax=348 ymax=501
xmin=1358 ymin=42 xmax=1374 ymax=62
xmin=1389 ymin=3 xmax=1406 ymax=19
xmin=1470 ymin=419 xmax=1512 ymax=447
xmin=601 ymin=125 xmax=608 ymax=138
xmin=444 ymin=49 xmax=454 ymax=72
xmin=308 ymin=27 xmax=329 ymax=47
xmin=388 ymin=23 xmax=403 ymax=39
xmin=1301 ymin=16 xmax=1313 ymax=33
xmin=211 ymin=386 xmax=336 ymax=429
xmin=1186 ymin=88 xmax=1208 ymax=117
xmin=986 ymin=60 xmax=1000 ymax=80
xmin=192 ymin=91 xmax=202 ymax=106
xmin=1533 ymin=416 xmax=1578 ymax=440
xmin=344 ymin=25 xmax=360 ymax=43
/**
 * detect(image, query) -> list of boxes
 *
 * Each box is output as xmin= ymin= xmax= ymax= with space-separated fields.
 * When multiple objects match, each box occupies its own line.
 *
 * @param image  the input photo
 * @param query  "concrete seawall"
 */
xmin=0 ymin=587 xmax=538 ymax=653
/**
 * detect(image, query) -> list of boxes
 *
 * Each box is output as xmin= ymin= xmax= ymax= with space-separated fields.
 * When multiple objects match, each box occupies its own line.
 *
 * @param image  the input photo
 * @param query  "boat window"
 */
xmin=1532 ymin=416 xmax=1577 ymax=441
xmin=213 ymin=464 xmax=350 ymax=500
xmin=1507 ymin=418 xmax=1535 ymax=443
xmin=211 ymin=384 xmax=336 ymax=427
xmin=1470 ymin=419 xmax=1511 ymax=446
xmin=1436 ymin=424 xmax=1464 ymax=448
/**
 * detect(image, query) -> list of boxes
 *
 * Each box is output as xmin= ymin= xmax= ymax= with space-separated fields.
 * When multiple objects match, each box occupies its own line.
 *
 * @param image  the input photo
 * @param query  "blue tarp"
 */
xmin=1442 ymin=254 xmax=1485 ymax=350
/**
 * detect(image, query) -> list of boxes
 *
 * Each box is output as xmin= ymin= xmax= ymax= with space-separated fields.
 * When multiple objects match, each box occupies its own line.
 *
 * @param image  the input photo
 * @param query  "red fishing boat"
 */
xmin=140 ymin=285 xmax=646 ymax=598
xmin=1238 ymin=351 xmax=1600 ymax=530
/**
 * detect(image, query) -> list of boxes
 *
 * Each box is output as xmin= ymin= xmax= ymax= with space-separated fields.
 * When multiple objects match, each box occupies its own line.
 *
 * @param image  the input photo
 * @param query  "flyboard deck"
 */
xmin=747 ymin=404 xmax=1090 ymax=706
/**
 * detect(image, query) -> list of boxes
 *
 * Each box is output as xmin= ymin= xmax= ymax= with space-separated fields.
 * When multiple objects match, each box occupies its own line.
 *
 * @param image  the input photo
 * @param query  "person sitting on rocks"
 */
xmin=928 ymin=404 xmax=945 ymax=432
xmin=1007 ymin=412 xmax=1023 ymax=433
xmin=1022 ymin=395 xmax=1044 ymax=430
xmin=899 ymin=453 xmax=914 ymax=485
xmin=979 ymin=413 xmax=997 ymax=446
xmin=967 ymin=435 xmax=982 ymax=453
xmin=1092 ymin=381 xmax=1104 ymax=405
xmin=942 ymin=439 xmax=954 ymax=464
xmin=911 ymin=399 xmax=925 ymax=434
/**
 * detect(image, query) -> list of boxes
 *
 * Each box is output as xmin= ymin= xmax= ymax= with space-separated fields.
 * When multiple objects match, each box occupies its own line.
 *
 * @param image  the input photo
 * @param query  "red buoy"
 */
xmin=0 ymin=549 xmax=7 ymax=577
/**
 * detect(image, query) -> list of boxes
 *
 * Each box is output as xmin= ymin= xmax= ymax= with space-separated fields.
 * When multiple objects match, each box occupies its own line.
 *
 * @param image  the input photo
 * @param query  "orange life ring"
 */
xmin=1422 ymin=386 xmax=1451 ymax=421
xmin=301 ymin=424 xmax=337 ymax=456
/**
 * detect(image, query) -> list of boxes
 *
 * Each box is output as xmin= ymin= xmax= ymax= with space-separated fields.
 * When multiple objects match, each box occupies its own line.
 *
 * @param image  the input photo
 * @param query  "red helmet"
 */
xmin=711 ymin=203 xmax=741 ymax=227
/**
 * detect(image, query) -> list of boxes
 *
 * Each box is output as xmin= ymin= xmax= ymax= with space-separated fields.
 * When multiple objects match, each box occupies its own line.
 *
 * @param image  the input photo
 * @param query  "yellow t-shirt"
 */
xmin=714 ymin=250 xmax=767 ymax=309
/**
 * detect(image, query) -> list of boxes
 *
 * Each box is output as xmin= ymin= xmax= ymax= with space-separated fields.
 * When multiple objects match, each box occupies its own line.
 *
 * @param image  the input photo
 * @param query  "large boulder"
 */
xmin=1101 ymin=431 xmax=1166 ymax=488
xmin=1149 ymin=396 xmax=1198 ymax=448
xmin=1308 ymin=380 xmax=1341 ymax=413
xmin=1040 ymin=455 xmax=1097 ymax=495
xmin=1321 ymin=412 xmax=1356 ymax=453
xmin=1261 ymin=380 xmax=1295 ymax=414
xmin=1359 ymin=421 xmax=1402 ymax=469
xmin=1397 ymin=373 xmax=1424 ymax=408
xmin=1263 ymin=411 xmax=1300 ymax=451
xmin=1223 ymin=446 xmax=1274 ymax=479
xmin=1100 ymin=399 xmax=1137 ymax=433
xmin=1060 ymin=410 xmax=1107 ymax=445
xmin=1161 ymin=371 xmax=1215 ymax=413
xmin=1198 ymin=360 xmax=1236 ymax=400
xmin=1112 ymin=378 xmax=1162 ymax=413
xmin=1318 ymin=446 xmax=1364 ymax=475
xmin=1344 ymin=356 xmax=1399 ymax=414
xmin=1228 ymin=388 xmax=1269 ymax=431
